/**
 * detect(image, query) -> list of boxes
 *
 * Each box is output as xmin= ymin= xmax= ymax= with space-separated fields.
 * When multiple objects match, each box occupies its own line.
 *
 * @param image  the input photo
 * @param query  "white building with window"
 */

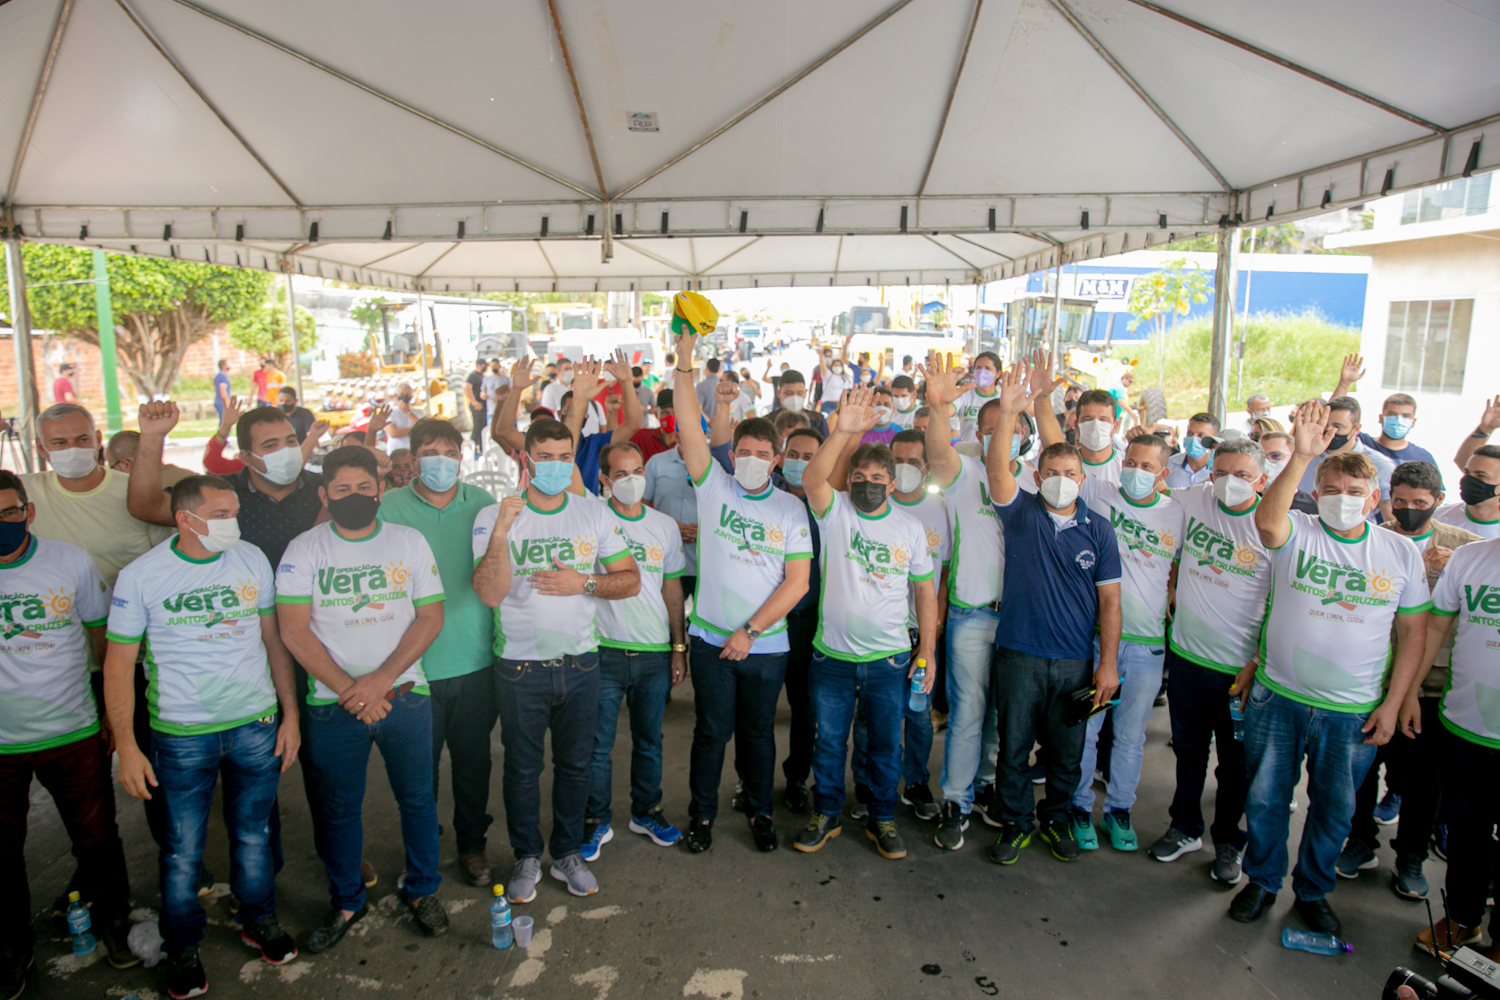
xmin=1325 ymin=171 xmax=1498 ymax=480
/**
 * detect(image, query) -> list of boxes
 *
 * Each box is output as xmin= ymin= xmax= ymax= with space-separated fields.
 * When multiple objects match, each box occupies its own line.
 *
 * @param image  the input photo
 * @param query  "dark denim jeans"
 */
xmin=1165 ymin=650 xmax=1248 ymax=849
xmin=687 ymin=637 xmax=787 ymax=822
xmin=0 ymin=733 xmax=131 ymax=947
xmin=1439 ymin=727 xmax=1500 ymax=934
xmin=495 ymin=653 xmax=600 ymax=859
xmin=992 ymin=645 xmax=1092 ymax=829
xmin=781 ymin=607 xmax=819 ymax=788
xmin=430 ymin=665 xmax=498 ymax=854
xmin=588 ymin=647 xmax=671 ymax=826
xmin=811 ymin=650 xmax=910 ymax=820
xmin=151 ymin=716 xmax=281 ymax=951
xmin=1242 ymin=681 xmax=1377 ymax=900
xmin=1349 ymin=697 xmax=1442 ymax=859
xmin=306 ymin=692 xmax=440 ymax=912
xmin=851 ymin=638 xmax=934 ymax=790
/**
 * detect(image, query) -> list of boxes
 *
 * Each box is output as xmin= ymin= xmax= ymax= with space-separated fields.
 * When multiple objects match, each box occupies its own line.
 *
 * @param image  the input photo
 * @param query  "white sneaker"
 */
xmin=549 ymin=852 xmax=598 ymax=897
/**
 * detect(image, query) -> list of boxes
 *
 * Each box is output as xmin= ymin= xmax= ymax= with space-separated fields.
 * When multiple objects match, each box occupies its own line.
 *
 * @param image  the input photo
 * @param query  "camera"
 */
xmin=1385 ymin=947 xmax=1500 ymax=999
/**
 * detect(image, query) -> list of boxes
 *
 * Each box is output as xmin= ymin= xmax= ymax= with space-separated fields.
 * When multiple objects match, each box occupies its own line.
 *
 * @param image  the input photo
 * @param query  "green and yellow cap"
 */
xmin=670 ymin=291 xmax=718 ymax=339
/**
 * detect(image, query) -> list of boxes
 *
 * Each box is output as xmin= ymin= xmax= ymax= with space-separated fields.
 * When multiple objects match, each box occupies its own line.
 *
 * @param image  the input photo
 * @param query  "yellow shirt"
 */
xmin=20 ymin=468 xmax=174 ymax=588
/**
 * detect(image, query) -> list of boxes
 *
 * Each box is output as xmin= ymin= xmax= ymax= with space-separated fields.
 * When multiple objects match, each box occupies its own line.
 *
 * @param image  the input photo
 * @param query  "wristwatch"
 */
xmin=583 ymin=575 xmax=597 ymax=595
xmin=744 ymin=625 xmax=763 ymax=640
xmin=671 ymin=643 xmax=688 ymax=653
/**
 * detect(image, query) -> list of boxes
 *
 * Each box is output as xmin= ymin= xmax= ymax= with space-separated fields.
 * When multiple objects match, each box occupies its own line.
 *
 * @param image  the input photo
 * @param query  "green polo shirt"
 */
xmin=378 ymin=481 xmax=496 ymax=681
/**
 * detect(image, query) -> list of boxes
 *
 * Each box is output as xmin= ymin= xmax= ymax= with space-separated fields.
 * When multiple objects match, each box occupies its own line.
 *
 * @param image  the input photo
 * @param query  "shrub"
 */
xmin=338 ymin=352 xmax=377 ymax=378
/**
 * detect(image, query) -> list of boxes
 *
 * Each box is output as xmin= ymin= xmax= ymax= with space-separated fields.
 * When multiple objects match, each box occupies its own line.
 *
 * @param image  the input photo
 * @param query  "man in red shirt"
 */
xmin=52 ymin=363 xmax=78 ymax=404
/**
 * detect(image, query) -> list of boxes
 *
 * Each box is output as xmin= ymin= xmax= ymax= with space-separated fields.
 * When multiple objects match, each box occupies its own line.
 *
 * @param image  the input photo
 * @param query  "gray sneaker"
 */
xmin=549 ymin=852 xmax=599 ymax=897
xmin=1147 ymin=827 xmax=1203 ymax=863
xmin=1211 ymin=844 xmax=1244 ymax=885
xmin=508 ymin=857 xmax=542 ymax=904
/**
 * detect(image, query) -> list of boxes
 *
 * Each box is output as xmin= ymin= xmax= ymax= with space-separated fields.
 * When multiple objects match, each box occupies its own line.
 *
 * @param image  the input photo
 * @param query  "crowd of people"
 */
xmin=5 ymin=289 xmax=1498 ymax=1000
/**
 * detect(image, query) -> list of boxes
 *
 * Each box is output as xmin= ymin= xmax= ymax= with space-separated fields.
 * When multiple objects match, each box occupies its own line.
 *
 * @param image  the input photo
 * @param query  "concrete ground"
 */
xmin=22 ymin=681 xmax=1453 ymax=1000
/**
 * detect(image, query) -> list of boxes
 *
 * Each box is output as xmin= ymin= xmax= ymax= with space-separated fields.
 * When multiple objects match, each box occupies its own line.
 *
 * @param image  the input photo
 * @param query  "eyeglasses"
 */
xmin=0 ymin=505 xmax=27 ymax=522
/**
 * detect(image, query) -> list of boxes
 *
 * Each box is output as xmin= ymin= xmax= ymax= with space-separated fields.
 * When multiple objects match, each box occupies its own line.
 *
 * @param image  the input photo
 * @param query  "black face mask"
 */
xmin=399 ymin=393 xmax=414 ymax=404
xmin=1393 ymin=505 xmax=1436 ymax=533
xmin=850 ymin=480 xmax=888 ymax=513
xmin=280 ymin=403 xmax=295 ymax=413
xmin=1328 ymin=432 xmax=1351 ymax=452
xmin=1460 ymin=474 xmax=1498 ymax=507
xmin=327 ymin=493 xmax=380 ymax=530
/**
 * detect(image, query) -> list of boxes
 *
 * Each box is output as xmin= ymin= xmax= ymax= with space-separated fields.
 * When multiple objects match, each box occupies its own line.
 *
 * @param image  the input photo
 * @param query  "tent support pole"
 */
xmin=1207 ymin=227 xmax=1238 ymax=427
xmin=91 ymin=249 xmax=123 ymax=433
xmin=416 ymin=290 xmax=431 ymax=410
xmin=282 ymin=272 xmax=303 ymax=402
xmin=4 ymin=240 xmax=38 ymax=471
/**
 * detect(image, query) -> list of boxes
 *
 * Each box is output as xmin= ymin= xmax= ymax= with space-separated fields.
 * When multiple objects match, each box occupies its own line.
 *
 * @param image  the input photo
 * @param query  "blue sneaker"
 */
xmin=1374 ymin=791 xmax=1402 ymax=825
xmin=1071 ymin=809 xmax=1099 ymax=851
xmin=1101 ymin=810 xmax=1138 ymax=851
xmin=580 ymin=822 xmax=613 ymax=862
xmin=628 ymin=809 xmax=682 ymax=847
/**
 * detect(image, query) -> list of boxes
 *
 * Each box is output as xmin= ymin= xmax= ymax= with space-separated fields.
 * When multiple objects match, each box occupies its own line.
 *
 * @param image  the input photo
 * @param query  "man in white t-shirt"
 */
xmin=671 ymin=325 xmax=812 ymax=854
xmin=106 ymin=474 xmax=300 ymax=995
xmin=471 ymin=418 xmax=639 ymax=902
xmin=1230 ymin=401 xmax=1429 ymax=939
xmin=791 ymin=389 xmax=937 ymax=861
xmin=1432 ymin=444 xmax=1500 ymax=540
xmin=1147 ymin=437 xmax=1271 ymax=887
xmin=1041 ymin=388 xmax=1125 ymax=483
xmin=889 ymin=375 xmax=920 ymax=430
xmin=275 ymin=447 xmax=448 ymax=951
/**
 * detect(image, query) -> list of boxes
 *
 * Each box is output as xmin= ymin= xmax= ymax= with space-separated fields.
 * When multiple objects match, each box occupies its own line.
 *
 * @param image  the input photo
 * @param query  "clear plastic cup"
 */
xmin=512 ymin=915 xmax=534 ymax=949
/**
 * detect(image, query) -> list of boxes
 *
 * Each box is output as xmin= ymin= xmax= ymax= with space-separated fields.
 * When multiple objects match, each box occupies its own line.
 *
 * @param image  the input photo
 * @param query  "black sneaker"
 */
xmin=403 ymin=892 xmax=450 ymax=936
xmin=865 ymin=818 xmax=907 ymax=860
xmin=784 ymin=782 xmax=810 ymax=813
xmin=1039 ymin=819 xmax=1080 ymax=861
xmin=989 ymin=822 xmax=1034 ymax=865
xmin=794 ymin=813 xmax=842 ymax=852
xmin=973 ymin=784 xmax=1004 ymax=829
xmin=934 ymin=801 xmax=969 ymax=851
xmin=306 ymin=903 xmax=369 ymax=954
xmin=2 ymin=946 xmax=33 ymax=1000
xmin=166 ymin=947 xmax=208 ymax=999
xmin=101 ymin=918 xmax=140 ymax=969
xmin=899 ymin=782 xmax=940 ymax=821
xmin=241 ymin=915 xmax=298 ymax=964
xmin=749 ymin=815 xmax=779 ymax=853
xmin=684 ymin=817 xmax=713 ymax=854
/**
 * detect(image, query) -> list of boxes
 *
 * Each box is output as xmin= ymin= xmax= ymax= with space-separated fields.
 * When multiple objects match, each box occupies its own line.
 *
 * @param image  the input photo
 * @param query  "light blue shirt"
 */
xmin=1164 ymin=451 xmax=1212 ymax=489
xmin=644 ymin=446 xmax=699 ymax=575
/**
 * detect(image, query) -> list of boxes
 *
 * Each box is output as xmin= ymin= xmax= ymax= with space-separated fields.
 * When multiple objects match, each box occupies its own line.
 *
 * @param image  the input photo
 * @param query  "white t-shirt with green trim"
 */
xmin=894 ymin=491 xmax=950 ymax=629
xmin=954 ymin=387 xmax=999 ymax=441
xmin=471 ymin=492 xmax=632 ymax=660
xmin=1434 ymin=503 xmax=1500 ymax=541
xmin=595 ymin=502 xmax=686 ymax=652
xmin=1082 ymin=447 xmax=1124 ymax=484
xmin=1426 ymin=537 xmax=1500 ymax=748
xmin=0 ymin=537 xmax=110 ymax=752
xmin=813 ymin=492 xmax=935 ymax=660
xmin=1169 ymin=483 xmax=1272 ymax=674
xmin=687 ymin=461 xmax=813 ymax=655
xmin=938 ymin=456 xmax=1004 ymax=609
xmin=109 ymin=538 xmax=278 ymax=735
xmin=276 ymin=521 xmax=443 ymax=703
xmin=1260 ymin=512 xmax=1429 ymax=711
xmin=1080 ymin=476 xmax=1183 ymax=644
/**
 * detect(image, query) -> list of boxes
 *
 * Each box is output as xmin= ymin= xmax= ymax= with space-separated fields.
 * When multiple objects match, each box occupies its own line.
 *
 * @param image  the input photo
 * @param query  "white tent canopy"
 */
xmin=3 ymin=0 xmax=1498 ymax=290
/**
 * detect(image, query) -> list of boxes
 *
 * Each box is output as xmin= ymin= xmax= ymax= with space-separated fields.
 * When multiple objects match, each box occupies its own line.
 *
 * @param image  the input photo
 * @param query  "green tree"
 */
xmin=0 ymin=244 xmax=271 ymax=398
xmin=226 ymin=285 xmax=318 ymax=370
xmin=1126 ymin=258 xmax=1209 ymax=386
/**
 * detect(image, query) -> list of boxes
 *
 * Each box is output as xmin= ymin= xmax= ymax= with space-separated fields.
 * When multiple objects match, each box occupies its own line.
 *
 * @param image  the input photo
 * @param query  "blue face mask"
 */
xmin=418 ymin=455 xmax=461 ymax=492
xmin=1382 ymin=414 xmax=1413 ymax=440
xmin=1184 ymin=435 xmax=1208 ymax=459
xmin=530 ymin=460 xmax=574 ymax=496
xmin=0 ymin=521 xmax=27 ymax=556
xmin=782 ymin=458 xmax=808 ymax=488
xmin=1010 ymin=436 xmax=1022 ymax=461
xmin=1119 ymin=466 xmax=1158 ymax=501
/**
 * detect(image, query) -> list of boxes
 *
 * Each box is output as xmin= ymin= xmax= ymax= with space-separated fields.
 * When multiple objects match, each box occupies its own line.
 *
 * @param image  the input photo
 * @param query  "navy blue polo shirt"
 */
xmin=992 ymin=489 xmax=1121 ymax=660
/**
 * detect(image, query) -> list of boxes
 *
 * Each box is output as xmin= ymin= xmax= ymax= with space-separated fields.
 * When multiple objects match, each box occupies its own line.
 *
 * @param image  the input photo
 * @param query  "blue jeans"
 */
xmin=151 ymin=716 xmax=281 ymax=951
xmin=939 ymin=605 xmax=1000 ymax=812
xmin=810 ymin=651 xmax=910 ymax=821
xmin=306 ymin=692 xmax=440 ymax=911
xmin=495 ymin=653 xmax=600 ymax=859
xmin=687 ymin=638 xmax=787 ymax=821
xmin=851 ymin=640 xmax=935 ymax=789
xmin=1242 ymin=681 xmax=1378 ymax=900
xmin=587 ymin=648 xmax=671 ymax=826
xmin=1074 ymin=638 xmax=1164 ymax=814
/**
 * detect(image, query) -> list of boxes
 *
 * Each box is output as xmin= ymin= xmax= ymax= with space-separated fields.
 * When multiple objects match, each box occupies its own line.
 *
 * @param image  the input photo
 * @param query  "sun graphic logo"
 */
xmin=1158 ymin=530 xmax=1177 ymax=551
xmin=891 ymin=544 xmax=911 ymax=566
xmin=1365 ymin=569 xmax=1396 ymax=597
xmin=925 ymin=527 xmax=942 ymax=553
xmin=233 ymin=579 xmax=259 ymax=605
xmin=44 ymin=588 xmax=74 ymax=616
xmin=573 ymin=536 xmax=597 ymax=561
xmin=646 ymin=542 xmax=664 ymax=564
xmin=766 ymin=525 xmax=786 ymax=546
xmin=1232 ymin=545 xmax=1260 ymax=569
xmin=385 ymin=561 xmax=412 ymax=587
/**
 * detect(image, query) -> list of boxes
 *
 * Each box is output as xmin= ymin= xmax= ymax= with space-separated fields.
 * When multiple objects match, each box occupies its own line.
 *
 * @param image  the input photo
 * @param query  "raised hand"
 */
xmin=1338 ymin=353 xmax=1365 ymax=390
xmin=997 ymin=358 xmax=1030 ymax=413
xmin=838 ymin=387 xmax=878 ymax=434
xmin=603 ymin=348 xmax=632 ymax=385
xmin=308 ymin=419 xmax=330 ymax=444
xmin=366 ymin=404 xmax=390 ymax=440
xmin=217 ymin=396 xmax=243 ymax=438
xmin=1028 ymin=348 xmax=1065 ymax=400
xmin=917 ymin=350 xmax=965 ymax=408
xmin=138 ymin=400 xmax=180 ymax=437
xmin=674 ymin=330 xmax=698 ymax=369
xmin=1291 ymin=399 xmax=1335 ymax=458
xmin=1478 ymin=394 xmax=1500 ymax=435
xmin=571 ymin=357 xmax=604 ymax=403
xmin=715 ymin=380 xmax=739 ymax=407
xmin=509 ymin=357 xmax=535 ymax=390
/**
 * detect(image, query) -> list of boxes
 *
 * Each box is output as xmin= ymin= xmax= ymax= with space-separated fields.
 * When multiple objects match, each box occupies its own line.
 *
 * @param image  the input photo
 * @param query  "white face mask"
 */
xmin=609 ymin=474 xmax=646 ymax=506
xmin=1078 ymin=419 xmax=1114 ymax=452
xmin=831 ymin=363 xmax=844 ymax=376
xmin=1317 ymin=493 xmax=1369 ymax=531
xmin=46 ymin=445 xmax=99 ymax=480
xmin=1213 ymin=474 xmax=1256 ymax=508
xmin=1264 ymin=458 xmax=1289 ymax=484
xmin=782 ymin=393 xmax=805 ymax=413
xmin=733 ymin=454 xmax=773 ymax=492
xmin=893 ymin=395 xmax=915 ymax=412
xmin=189 ymin=512 xmax=241 ymax=553
xmin=894 ymin=464 xmax=925 ymax=494
xmin=875 ymin=406 xmax=893 ymax=424
xmin=1040 ymin=475 xmax=1080 ymax=509
xmin=560 ymin=369 xmax=575 ymax=386
xmin=252 ymin=446 xmax=303 ymax=486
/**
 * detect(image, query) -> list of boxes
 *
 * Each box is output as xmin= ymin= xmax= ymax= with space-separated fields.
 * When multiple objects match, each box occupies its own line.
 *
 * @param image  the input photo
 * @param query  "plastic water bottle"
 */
xmin=490 ymin=884 xmax=513 ymax=949
xmin=1229 ymin=695 xmax=1245 ymax=741
xmin=66 ymin=891 xmax=96 ymax=956
xmin=1281 ymin=928 xmax=1353 ymax=955
xmin=909 ymin=660 xmax=929 ymax=713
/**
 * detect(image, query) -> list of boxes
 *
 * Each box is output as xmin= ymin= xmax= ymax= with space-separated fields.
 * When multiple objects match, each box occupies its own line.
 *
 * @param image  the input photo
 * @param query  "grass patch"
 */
xmin=1114 ymin=309 xmax=1360 ymax=418
xmin=166 ymin=418 xmax=221 ymax=439
xmin=172 ymin=374 xmax=255 ymax=401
